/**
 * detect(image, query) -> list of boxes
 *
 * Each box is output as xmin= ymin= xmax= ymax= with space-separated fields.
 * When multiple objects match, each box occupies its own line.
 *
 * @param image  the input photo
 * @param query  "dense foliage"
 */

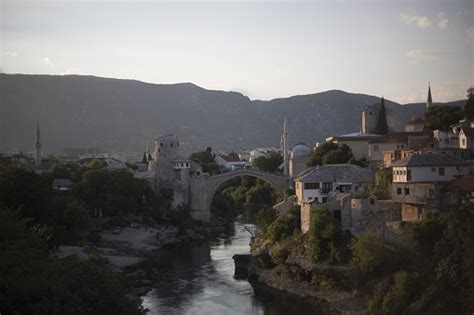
xmin=307 ymin=142 xmax=354 ymax=166
xmin=251 ymin=151 xmax=283 ymax=173
xmin=0 ymin=207 xmax=145 ymax=315
xmin=188 ymin=146 xmax=219 ymax=174
xmin=307 ymin=206 xmax=351 ymax=264
xmin=210 ymin=176 xmax=280 ymax=222
xmin=424 ymin=106 xmax=463 ymax=131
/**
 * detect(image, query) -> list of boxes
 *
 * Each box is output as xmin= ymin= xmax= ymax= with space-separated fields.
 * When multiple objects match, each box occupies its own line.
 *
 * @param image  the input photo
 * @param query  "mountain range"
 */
xmin=0 ymin=74 xmax=465 ymax=158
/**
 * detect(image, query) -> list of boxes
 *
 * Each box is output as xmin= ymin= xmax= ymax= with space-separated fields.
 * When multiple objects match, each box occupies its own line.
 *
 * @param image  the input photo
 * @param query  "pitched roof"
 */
xmin=460 ymin=126 xmax=474 ymax=137
xmin=391 ymin=153 xmax=469 ymax=167
xmin=369 ymin=132 xmax=424 ymax=144
xmin=406 ymin=117 xmax=425 ymax=125
xmin=328 ymin=133 xmax=381 ymax=142
xmin=296 ymin=164 xmax=373 ymax=183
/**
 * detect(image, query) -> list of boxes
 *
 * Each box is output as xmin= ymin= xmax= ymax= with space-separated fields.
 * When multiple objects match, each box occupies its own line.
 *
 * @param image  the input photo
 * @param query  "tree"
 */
xmin=308 ymin=206 xmax=351 ymax=264
xmin=375 ymin=97 xmax=389 ymax=135
xmin=350 ymin=230 xmax=393 ymax=274
xmin=307 ymin=142 xmax=354 ymax=166
xmin=425 ymin=106 xmax=463 ymax=131
xmin=0 ymin=207 xmax=145 ymax=315
xmin=256 ymin=207 xmax=277 ymax=233
xmin=189 ymin=147 xmax=219 ymax=174
xmin=464 ymin=87 xmax=474 ymax=119
xmin=252 ymin=151 xmax=283 ymax=173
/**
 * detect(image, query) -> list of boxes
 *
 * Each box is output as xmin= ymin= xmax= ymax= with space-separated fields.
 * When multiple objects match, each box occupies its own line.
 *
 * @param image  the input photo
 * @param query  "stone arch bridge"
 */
xmin=189 ymin=169 xmax=290 ymax=222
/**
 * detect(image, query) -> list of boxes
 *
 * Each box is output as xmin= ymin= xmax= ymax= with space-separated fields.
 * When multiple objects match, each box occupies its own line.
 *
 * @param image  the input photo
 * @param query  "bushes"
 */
xmin=307 ymin=206 xmax=352 ymax=264
xmin=350 ymin=231 xmax=395 ymax=275
xmin=266 ymin=208 xmax=299 ymax=242
xmin=256 ymin=207 xmax=277 ymax=233
xmin=367 ymin=270 xmax=414 ymax=315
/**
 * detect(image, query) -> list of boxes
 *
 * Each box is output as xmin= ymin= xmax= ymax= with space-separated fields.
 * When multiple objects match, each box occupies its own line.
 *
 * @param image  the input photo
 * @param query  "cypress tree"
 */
xmin=464 ymin=87 xmax=474 ymax=119
xmin=375 ymin=97 xmax=389 ymax=135
xmin=142 ymin=152 xmax=147 ymax=163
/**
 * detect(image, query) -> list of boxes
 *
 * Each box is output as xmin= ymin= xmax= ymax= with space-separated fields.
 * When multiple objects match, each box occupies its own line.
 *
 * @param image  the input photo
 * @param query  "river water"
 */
xmin=141 ymin=222 xmax=332 ymax=314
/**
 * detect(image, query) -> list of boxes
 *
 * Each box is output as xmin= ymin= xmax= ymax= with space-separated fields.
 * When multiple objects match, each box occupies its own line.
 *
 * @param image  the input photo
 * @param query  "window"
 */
xmin=355 ymin=185 xmax=359 ymax=192
xmin=397 ymin=188 xmax=402 ymax=195
xmin=322 ymin=197 xmax=328 ymax=203
xmin=370 ymin=198 xmax=375 ymax=205
xmin=404 ymin=188 xmax=410 ymax=195
xmin=304 ymin=182 xmax=320 ymax=190
xmin=407 ymin=170 xmax=412 ymax=181
xmin=160 ymin=143 xmax=163 ymax=147
xmin=431 ymin=167 xmax=436 ymax=172
xmin=322 ymin=182 xmax=333 ymax=193
xmin=374 ymin=145 xmax=379 ymax=152
xmin=439 ymin=167 xmax=445 ymax=176
xmin=170 ymin=143 xmax=173 ymax=147
xmin=429 ymin=189 xmax=434 ymax=198
xmin=456 ymin=166 xmax=460 ymax=171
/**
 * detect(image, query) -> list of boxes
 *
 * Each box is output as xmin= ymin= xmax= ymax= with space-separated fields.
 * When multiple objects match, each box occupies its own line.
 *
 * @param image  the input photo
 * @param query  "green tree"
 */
xmin=189 ymin=147 xmax=219 ymax=174
xmin=375 ymin=97 xmax=389 ymax=135
xmin=321 ymin=145 xmax=353 ymax=164
xmin=350 ymin=231 xmax=393 ymax=274
xmin=424 ymin=106 xmax=463 ymax=131
xmin=464 ymin=87 xmax=474 ymax=119
xmin=256 ymin=207 xmax=277 ymax=233
xmin=308 ymin=206 xmax=351 ymax=264
xmin=0 ymin=207 xmax=145 ymax=315
xmin=252 ymin=151 xmax=283 ymax=173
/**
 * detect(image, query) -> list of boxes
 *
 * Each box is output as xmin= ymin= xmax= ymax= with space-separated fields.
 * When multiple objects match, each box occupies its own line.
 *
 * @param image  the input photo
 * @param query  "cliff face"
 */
xmin=0 ymin=74 xmax=464 ymax=155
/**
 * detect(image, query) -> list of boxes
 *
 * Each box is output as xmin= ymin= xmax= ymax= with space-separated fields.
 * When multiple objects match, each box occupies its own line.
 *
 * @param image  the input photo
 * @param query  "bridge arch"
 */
xmin=190 ymin=169 xmax=289 ymax=221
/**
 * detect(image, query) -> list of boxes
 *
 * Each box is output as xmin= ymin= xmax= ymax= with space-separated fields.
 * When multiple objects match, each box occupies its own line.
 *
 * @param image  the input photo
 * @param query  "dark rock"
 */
xmin=232 ymin=254 xmax=256 ymax=280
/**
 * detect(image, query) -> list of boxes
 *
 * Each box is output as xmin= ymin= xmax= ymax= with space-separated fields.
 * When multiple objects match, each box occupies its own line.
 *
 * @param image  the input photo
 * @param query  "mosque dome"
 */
xmin=291 ymin=143 xmax=311 ymax=157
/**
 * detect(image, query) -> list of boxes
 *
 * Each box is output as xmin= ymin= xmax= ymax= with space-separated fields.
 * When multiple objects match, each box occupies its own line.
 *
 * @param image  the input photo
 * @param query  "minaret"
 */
xmin=283 ymin=117 xmax=289 ymax=177
xmin=35 ymin=124 xmax=42 ymax=166
xmin=427 ymin=83 xmax=433 ymax=109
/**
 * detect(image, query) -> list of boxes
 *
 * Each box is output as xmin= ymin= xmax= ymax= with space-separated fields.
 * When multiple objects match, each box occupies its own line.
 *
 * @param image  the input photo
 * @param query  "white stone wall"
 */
xmin=393 ymin=165 xmax=470 ymax=183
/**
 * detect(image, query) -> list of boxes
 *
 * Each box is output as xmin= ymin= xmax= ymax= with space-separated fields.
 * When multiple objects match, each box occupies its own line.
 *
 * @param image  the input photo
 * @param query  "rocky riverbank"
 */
xmin=249 ymin=245 xmax=366 ymax=314
xmin=51 ymin=220 xmax=229 ymax=298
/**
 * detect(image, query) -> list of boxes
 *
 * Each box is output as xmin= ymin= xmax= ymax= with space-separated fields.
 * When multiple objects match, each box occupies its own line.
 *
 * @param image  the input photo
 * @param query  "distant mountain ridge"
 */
xmin=0 ymin=74 xmax=465 ymax=157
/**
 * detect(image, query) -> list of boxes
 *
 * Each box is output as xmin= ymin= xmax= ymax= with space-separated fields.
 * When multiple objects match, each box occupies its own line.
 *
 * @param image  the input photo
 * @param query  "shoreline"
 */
xmin=251 ymin=266 xmax=366 ymax=314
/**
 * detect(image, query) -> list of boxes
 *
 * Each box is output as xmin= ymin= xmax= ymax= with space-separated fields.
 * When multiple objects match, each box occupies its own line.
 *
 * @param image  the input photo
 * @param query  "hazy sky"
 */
xmin=1 ymin=0 xmax=473 ymax=103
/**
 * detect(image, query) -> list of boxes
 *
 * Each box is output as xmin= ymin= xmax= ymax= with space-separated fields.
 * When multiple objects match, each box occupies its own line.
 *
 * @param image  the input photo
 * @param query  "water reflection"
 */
xmin=142 ymin=223 xmax=333 ymax=314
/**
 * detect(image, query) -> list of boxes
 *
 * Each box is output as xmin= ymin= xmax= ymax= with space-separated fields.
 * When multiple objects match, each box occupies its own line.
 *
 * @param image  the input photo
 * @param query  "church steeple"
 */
xmin=283 ymin=117 xmax=289 ymax=177
xmin=35 ymin=124 xmax=42 ymax=166
xmin=427 ymin=82 xmax=433 ymax=108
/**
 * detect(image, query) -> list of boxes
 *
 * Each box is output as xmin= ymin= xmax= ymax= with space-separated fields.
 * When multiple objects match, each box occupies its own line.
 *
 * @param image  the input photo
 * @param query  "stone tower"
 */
xmin=35 ymin=124 xmax=42 ymax=166
xmin=283 ymin=117 xmax=289 ymax=177
xmin=152 ymin=133 xmax=180 ymax=187
xmin=427 ymin=83 xmax=433 ymax=109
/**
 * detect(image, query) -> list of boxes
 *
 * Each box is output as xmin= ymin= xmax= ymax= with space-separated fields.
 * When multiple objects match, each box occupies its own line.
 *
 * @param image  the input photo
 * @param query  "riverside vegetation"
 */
xmin=250 ymin=203 xmax=474 ymax=314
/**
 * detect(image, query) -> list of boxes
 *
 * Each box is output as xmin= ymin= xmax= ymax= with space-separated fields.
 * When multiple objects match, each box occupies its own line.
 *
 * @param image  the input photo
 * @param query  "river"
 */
xmin=140 ymin=222 xmax=333 ymax=314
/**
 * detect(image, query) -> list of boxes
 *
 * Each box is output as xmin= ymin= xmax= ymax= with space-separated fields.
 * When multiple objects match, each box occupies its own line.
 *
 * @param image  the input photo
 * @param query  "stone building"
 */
xmin=361 ymin=102 xmax=396 ymax=134
xmin=146 ymin=133 xmax=203 ymax=208
xmin=300 ymin=194 xmax=401 ymax=235
xmin=405 ymin=117 xmax=425 ymax=132
xmin=295 ymin=164 xmax=373 ymax=205
xmin=326 ymin=132 xmax=380 ymax=160
xmin=391 ymin=153 xmax=470 ymax=221
xmin=289 ymin=143 xmax=311 ymax=179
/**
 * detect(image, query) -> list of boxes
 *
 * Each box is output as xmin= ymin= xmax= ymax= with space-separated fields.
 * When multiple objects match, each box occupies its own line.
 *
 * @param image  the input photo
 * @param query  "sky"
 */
xmin=1 ymin=0 xmax=473 ymax=103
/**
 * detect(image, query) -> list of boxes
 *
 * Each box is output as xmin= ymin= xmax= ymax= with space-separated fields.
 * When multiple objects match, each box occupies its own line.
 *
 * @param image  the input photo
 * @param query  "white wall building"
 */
xmin=392 ymin=153 xmax=470 ymax=183
xmin=295 ymin=164 xmax=373 ymax=205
